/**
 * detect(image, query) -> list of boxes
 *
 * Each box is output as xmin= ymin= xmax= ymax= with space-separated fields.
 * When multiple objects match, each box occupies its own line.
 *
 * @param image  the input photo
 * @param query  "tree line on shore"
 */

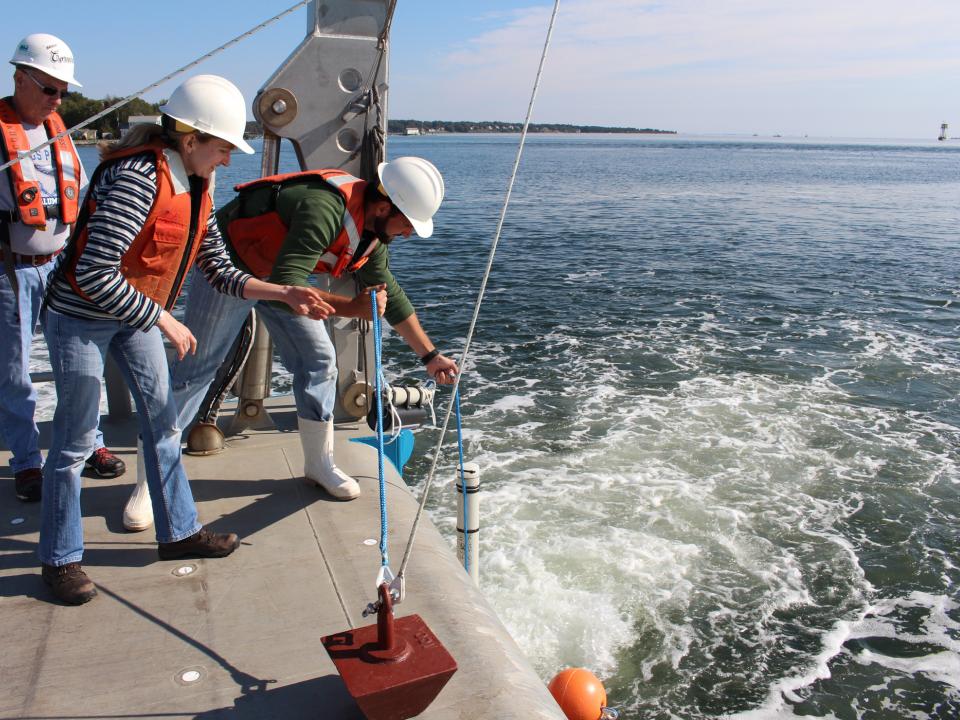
xmin=57 ymin=92 xmax=674 ymax=138
xmin=58 ymin=93 xmax=164 ymax=138
xmin=60 ymin=94 xmax=259 ymax=140
xmin=387 ymin=119 xmax=675 ymax=134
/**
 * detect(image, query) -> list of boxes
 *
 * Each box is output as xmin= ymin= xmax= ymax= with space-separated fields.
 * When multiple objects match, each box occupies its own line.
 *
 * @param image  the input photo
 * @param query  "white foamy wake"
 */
xmin=416 ymin=344 xmax=960 ymax=718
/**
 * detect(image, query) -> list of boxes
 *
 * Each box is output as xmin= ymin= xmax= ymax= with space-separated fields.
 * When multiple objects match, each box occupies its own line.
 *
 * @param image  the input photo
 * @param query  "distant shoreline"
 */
xmin=388 ymin=129 xmax=678 ymax=136
xmin=388 ymin=119 xmax=675 ymax=135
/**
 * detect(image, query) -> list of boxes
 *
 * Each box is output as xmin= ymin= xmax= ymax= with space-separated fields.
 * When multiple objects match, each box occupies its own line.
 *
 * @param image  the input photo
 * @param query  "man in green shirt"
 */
xmin=121 ymin=157 xmax=457 ymax=530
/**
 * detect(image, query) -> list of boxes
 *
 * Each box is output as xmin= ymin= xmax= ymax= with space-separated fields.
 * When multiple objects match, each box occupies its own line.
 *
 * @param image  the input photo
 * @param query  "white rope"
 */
xmin=397 ymin=0 xmax=562 ymax=580
xmin=0 ymin=0 xmax=311 ymax=176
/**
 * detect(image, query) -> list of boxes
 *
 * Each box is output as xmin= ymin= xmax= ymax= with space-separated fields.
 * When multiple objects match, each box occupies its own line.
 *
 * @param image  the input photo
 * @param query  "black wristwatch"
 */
xmin=420 ymin=349 xmax=440 ymax=365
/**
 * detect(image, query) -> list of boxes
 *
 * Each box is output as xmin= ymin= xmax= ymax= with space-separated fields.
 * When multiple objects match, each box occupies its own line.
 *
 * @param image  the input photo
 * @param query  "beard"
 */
xmin=372 ymin=216 xmax=395 ymax=245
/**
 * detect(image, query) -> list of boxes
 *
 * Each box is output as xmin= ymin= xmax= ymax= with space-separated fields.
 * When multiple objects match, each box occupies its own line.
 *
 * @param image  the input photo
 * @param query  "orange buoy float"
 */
xmin=548 ymin=667 xmax=618 ymax=720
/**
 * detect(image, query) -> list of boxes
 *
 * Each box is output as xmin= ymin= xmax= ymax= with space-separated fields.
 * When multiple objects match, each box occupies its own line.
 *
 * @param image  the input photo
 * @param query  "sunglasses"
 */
xmin=23 ymin=70 xmax=69 ymax=99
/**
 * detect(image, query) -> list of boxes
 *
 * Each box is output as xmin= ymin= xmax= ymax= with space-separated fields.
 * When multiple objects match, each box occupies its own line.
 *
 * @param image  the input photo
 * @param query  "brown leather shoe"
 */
xmin=158 ymin=527 xmax=240 ymax=560
xmin=42 ymin=563 xmax=97 ymax=605
xmin=15 ymin=467 xmax=42 ymax=502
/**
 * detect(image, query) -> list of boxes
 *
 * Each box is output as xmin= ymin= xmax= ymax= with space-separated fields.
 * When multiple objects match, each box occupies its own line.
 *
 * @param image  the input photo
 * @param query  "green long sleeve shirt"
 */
xmin=216 ymin=178 xmax=415 ymax=326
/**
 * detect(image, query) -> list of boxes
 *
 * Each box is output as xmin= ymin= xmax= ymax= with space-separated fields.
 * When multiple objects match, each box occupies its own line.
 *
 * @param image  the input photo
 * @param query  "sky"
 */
xmin=3 ymin=0 xmax=960 ymax=139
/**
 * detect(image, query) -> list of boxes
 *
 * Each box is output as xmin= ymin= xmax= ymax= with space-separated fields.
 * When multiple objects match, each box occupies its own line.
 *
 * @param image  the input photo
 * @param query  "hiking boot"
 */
xmin=158 ymin=528 xmax=240 ymax=560
xmin=42 ymin=563 xmax=98 ymax=605
xmin=85 ymin=447 xmax=127 ymax=478
xmin=14 ymin=467 xmax=42 ymax=502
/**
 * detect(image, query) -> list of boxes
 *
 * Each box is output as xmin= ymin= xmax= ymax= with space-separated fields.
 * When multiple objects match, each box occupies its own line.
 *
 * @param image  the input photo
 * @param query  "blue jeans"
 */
xmin=39 ymin=309 xmax=200 ymax=566
xmin=0 ymin=257 xmax=104 ymax=474
xmin=171 ymin=269 xmax=338 ymax=429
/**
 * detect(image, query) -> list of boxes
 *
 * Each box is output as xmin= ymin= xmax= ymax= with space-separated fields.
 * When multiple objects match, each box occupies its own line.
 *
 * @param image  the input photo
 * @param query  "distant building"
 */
xmin=404 ymin=127 xmax=420 ymax=135
xmin=72 ymin=128 xmax=98 ymax=143
xmin=121 ymin=115 xmax=161 ymax=137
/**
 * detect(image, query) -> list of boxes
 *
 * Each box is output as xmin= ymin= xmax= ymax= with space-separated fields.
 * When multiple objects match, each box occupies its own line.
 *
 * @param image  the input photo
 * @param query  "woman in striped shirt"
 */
xmin=38 ymin=75 xmax=334 ymax=605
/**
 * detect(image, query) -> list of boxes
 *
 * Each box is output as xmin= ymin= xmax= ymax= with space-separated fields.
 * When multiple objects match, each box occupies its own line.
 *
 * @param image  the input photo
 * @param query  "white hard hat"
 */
xmin=159 ymin=75 xmax=254 ymax=154
xmin=10 ymin=33 xmax=81 ymax=86
xmin=377 ymin=156 xmax=444 ymax=238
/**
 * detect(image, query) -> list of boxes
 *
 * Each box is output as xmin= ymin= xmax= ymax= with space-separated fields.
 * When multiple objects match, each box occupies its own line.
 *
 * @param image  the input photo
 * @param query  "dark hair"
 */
xmin=363 ymin=179 xmax=407 ymax=221
xmin=364 ymin=179 xmax=391 ymax=205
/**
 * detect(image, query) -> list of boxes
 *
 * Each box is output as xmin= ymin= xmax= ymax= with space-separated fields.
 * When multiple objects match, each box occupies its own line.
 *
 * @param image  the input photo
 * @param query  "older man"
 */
xmin=0 ymin=33 xmax=125 ymax=503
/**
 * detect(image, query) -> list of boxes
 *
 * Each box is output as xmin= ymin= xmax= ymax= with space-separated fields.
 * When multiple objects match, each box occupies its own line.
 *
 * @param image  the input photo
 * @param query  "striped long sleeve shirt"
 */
xmin=47 ymin=153 xmax=251 ymax=330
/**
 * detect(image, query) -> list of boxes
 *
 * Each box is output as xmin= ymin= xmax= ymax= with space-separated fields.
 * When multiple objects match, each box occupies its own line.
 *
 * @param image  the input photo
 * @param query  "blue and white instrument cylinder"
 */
xmin=455 ymin=462 xmax=480 ymax=585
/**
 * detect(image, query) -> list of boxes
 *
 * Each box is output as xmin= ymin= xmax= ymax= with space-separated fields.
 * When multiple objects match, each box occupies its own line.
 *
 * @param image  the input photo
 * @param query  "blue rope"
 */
xmin=371 ymin=290 xmax=388 ymax=567
xmin=454 ymin=387 xmax=469 ymax=573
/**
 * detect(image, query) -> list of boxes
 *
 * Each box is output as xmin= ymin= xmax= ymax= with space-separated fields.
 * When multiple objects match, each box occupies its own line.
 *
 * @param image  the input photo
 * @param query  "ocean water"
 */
xmin=62 ymin=134 xmax=960 ymax=718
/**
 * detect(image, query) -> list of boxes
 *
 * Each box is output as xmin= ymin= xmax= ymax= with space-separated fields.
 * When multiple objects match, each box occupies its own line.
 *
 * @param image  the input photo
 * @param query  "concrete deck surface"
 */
xmin=1 ymin=398 xmax=563 ymax=719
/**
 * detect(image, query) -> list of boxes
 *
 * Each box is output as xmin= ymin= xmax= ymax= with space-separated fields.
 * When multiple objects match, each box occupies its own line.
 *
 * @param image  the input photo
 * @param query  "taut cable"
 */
xmin=397 ymin=0 xmax=562 ymax=580
xmin=0 ymin=0 xmax=311 ymax=177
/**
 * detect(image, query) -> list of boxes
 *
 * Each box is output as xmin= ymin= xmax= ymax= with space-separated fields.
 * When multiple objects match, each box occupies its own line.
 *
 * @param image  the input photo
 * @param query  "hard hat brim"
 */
xmin=159 ymin=108 xmax=255 ymax=155
xmin=226 ymin=135 xmax=255 ymax=155
xmin=11 ymin=60 xmax=82 ymax=87
xmin=410 ymin=216 xmax=433 ymax=238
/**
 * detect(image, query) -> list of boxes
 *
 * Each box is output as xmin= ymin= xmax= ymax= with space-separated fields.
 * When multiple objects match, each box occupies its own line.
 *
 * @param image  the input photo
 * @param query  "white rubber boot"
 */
xmin=299 ymin=417 xmax=360 ymax=500
xmin=122 ymin=439 xmax=154 ymax=531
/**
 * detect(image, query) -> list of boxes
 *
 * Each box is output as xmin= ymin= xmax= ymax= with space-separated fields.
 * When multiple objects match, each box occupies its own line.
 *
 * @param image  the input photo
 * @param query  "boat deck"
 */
xmin=1 ymin=398 xmax=563 ymax=719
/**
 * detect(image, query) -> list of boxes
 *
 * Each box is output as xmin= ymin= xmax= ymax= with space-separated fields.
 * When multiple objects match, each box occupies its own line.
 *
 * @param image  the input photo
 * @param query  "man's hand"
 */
xmin=344 ymin=284 xmax=387 ymax=320
xmin=367 ymin=285 xmax=387 ymax=318
xmin=157 ymin=310 xmax=197 ymax=360
xmin=283 ymin=286 xmax=336 ymax=320
xmin=426 ymin=353 xmax=458 ymax=384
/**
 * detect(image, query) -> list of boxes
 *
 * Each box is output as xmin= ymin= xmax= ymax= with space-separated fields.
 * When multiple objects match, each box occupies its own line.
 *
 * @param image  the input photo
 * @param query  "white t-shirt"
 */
xmin=0 ymin=121 xmax=88 ymax=255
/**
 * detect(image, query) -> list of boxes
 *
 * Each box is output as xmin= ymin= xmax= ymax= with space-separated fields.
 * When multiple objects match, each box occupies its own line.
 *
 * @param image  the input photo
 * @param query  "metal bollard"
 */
xmin=228 ymin=309 xmax=275 ymax=432
xmin=229 ymin=133 xmax=281 ymax=434
xmin=455 ymin=462 xmax=480 ymax=585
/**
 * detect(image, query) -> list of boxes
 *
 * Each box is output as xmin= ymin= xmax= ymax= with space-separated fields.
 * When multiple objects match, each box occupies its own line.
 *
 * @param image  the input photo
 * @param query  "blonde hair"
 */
xmin=97 ymin=116 xmax=202 ymax=161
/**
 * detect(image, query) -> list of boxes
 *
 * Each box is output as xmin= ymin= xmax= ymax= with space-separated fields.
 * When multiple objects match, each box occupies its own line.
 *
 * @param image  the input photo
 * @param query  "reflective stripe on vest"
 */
xmin=228 ymin=169 xmax=376 ymax=279
xmin=0 ymin=98 xmax=81 ymax=226
xmin=319 ymin=173 xmax=364 ymax=270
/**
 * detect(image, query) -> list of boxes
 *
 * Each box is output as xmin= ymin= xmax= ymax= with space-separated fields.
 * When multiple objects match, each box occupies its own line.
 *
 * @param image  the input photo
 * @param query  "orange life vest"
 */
xmin=0 ymin=97 xmax=81 ymax=227
xmin=64 ymin=142 xmax=212 ymax=310
xmin=228 ymin=169 xmax=376 ymax=279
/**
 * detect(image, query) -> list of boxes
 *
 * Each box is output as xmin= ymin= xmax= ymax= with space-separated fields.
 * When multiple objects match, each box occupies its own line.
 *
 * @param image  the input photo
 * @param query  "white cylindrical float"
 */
xmin=455 ymin=462 xmax=480 ymax=585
